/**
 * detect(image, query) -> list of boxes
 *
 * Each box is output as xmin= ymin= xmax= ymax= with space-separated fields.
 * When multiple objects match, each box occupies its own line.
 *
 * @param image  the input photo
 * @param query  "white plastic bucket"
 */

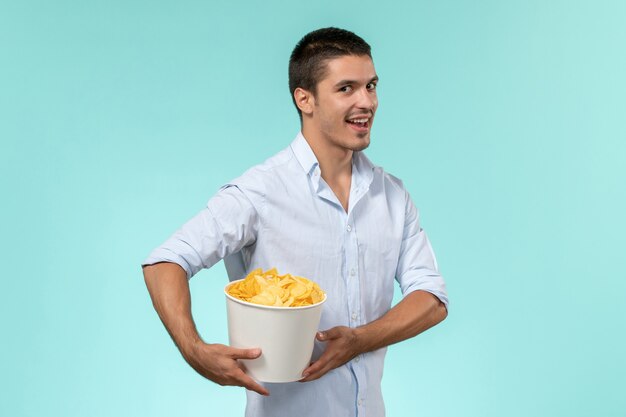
xmin=225 ymin=279 xmax=326 ymax=383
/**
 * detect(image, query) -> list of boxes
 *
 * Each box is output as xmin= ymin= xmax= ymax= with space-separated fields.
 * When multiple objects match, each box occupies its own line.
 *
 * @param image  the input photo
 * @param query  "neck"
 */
xmin=301 ymin=127 xmax=353 ymax=182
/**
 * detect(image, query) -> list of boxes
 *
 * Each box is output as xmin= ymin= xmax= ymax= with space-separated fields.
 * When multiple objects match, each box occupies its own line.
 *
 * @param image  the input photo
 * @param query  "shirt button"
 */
xmin=346 ymin=224 xmax=352 ymax=232
xmin=358 ymin=399 xmax=362 ymax=406
xmin=355 ymin=356 xmax=360 ymax=363
xmin=350 ymin=268 xmax=356 ymax=277
xmin=351 ymin=313 xmax=358 ymax=320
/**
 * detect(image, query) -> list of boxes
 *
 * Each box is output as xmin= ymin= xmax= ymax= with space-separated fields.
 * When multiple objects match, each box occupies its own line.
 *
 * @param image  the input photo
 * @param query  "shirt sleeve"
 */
xmin=141 ymin=185 xmax=260 ymax=279
xmin=395 ymin=191 xmax=449 ymax=308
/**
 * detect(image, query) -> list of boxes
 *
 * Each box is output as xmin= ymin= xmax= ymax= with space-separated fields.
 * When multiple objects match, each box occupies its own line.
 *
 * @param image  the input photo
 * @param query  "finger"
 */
xmin=300 ymin=359 xmax=335 ymax=382
xmin=317 ymin=327 xmax=343 ymax=341
xmin=300 ymin=351 xmax=332 ymax=380
xmin=234 ymin=369 xmax=270 ymax=396
xmin=300 ymin=360 xmax=324 ymax=380
xmin=229 ymin=347 xmax=262 ymax=360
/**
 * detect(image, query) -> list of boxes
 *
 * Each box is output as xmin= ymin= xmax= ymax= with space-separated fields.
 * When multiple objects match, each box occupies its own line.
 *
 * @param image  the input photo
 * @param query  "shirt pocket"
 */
xmin=357 ymin=215 xmax=403 ymax=313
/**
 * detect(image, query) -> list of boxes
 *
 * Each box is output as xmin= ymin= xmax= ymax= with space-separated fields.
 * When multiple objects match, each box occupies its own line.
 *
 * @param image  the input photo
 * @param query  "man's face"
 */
xmin=310 ymin=55 xmax=378 ymax=153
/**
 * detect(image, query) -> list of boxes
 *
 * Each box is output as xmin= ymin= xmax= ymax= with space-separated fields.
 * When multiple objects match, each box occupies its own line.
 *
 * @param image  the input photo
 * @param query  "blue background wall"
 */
xmin=2 ymin=1 xmax=625 ymax=415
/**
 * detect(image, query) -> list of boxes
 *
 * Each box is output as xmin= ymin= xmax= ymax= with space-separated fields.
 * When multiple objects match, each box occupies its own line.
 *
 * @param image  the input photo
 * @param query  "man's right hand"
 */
xmin=143 ymin=263 xmax=270 ymax=396
xmin=183 ymin=341 xmax=270 ymax=396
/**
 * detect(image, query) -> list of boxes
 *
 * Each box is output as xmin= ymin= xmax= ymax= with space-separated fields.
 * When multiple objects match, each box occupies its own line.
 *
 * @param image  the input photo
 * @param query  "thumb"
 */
xmin=317 ymin=327 xmax=341 ymax=341
xmin=229 ymin=347 xmax=262 ymax=359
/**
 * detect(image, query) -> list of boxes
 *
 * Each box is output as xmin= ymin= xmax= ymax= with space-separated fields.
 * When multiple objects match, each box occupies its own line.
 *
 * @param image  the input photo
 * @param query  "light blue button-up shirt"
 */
xmin=143 ymin=132 xmax=448 ymax=417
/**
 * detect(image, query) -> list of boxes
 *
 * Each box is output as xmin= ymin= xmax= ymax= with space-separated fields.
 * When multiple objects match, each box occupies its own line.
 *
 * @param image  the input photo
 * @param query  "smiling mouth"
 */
xmin=346 ymin=116 xmax=371 ymax=131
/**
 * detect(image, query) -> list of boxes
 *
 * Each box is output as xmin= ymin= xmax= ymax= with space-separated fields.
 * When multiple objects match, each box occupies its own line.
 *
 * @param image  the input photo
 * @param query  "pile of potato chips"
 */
xmin=227 ymin=268 xmax=325 ymax=307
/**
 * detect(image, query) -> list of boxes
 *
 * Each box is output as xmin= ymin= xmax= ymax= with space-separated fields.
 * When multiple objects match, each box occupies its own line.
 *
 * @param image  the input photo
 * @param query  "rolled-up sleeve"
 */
xmin=395 ymin=192 xmax=449 ymax=308
xmin=142 ymin=185 xmax=260 ymax=279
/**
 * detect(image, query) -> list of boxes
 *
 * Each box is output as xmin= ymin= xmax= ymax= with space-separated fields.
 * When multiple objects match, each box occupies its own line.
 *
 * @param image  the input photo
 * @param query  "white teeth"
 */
xmin=348 ymin=118 xmax=368 ymax=123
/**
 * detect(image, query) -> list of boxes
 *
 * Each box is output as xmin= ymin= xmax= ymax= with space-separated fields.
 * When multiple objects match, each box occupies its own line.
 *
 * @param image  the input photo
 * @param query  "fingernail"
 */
xmin=301 ymin=372 xmax=309 ymax=378
xmin=317 ymin=332 xmax=324 ymax=339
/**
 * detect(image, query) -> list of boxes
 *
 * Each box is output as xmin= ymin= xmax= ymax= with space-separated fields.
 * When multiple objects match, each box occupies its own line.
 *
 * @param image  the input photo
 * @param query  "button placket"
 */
xmin=345 ymin=214 xmax=361 ymax=332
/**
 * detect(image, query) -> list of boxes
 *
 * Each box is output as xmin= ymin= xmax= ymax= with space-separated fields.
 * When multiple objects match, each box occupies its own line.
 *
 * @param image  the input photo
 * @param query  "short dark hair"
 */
xmin=289 ymin=27 xmax=372 ymax=120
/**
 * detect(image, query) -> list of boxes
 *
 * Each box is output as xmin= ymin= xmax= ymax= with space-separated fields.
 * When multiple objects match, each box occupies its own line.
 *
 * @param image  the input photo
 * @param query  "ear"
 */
xmin=294 ymin=87 xmax=315 ymax=116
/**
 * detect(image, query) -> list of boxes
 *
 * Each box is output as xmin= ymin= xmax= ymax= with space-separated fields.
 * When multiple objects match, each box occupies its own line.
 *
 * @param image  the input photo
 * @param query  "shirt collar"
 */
xmin=290 ymin=132 xmax=319 ymax=177
xmin=352 ymin=149 xmax=375 ymax=191
xmin=290 ymin=131 xmax=375 ymax=191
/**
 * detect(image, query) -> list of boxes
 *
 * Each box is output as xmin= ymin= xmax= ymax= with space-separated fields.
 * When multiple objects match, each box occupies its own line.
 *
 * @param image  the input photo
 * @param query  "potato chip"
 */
xmin=227 ymin=268 xmax=325 ymax=307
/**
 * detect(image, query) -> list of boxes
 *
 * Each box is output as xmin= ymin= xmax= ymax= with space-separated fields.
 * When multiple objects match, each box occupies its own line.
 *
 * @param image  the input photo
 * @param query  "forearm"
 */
xmin=354 ymin=290 xmax=447 ymax=353
xmin=142 ymin=262 xmax=269 ymax=395
xmin=143 ymin=262 xmax=201 ymax=355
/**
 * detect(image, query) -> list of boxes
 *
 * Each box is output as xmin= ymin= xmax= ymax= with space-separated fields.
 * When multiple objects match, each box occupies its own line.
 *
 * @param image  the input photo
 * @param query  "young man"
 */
xmin=143 ymin=27 xmax=448 ymax=417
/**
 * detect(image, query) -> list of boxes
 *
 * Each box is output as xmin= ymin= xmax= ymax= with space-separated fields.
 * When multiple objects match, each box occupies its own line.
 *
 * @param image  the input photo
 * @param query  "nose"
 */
xmin=356 ymin=87 xmax=377 ymax=112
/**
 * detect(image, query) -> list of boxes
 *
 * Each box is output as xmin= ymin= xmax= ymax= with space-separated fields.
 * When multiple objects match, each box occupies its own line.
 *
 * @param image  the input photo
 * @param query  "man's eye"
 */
xmin=340 ymin=86 xmax=352 ymax=93
xmin=367 ymin=82 xmax=377 ymax=90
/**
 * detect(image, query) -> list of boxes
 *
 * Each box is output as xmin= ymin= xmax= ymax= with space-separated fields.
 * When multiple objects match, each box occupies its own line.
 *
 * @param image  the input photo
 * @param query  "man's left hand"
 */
xmin=299 ymin=326 xmax=361 ymax=382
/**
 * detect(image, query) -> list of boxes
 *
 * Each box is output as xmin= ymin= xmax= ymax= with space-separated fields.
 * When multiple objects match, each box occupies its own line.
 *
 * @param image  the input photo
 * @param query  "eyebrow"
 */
xmin=333 ymin=75 xmax=379 ymax=87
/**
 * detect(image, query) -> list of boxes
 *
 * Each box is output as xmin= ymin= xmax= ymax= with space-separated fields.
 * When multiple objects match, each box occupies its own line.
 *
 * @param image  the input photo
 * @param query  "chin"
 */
xmin=350 ymin=135 xmax=370 ymax=152
xmin=351 ymin=142 xmax=370 ymax=152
